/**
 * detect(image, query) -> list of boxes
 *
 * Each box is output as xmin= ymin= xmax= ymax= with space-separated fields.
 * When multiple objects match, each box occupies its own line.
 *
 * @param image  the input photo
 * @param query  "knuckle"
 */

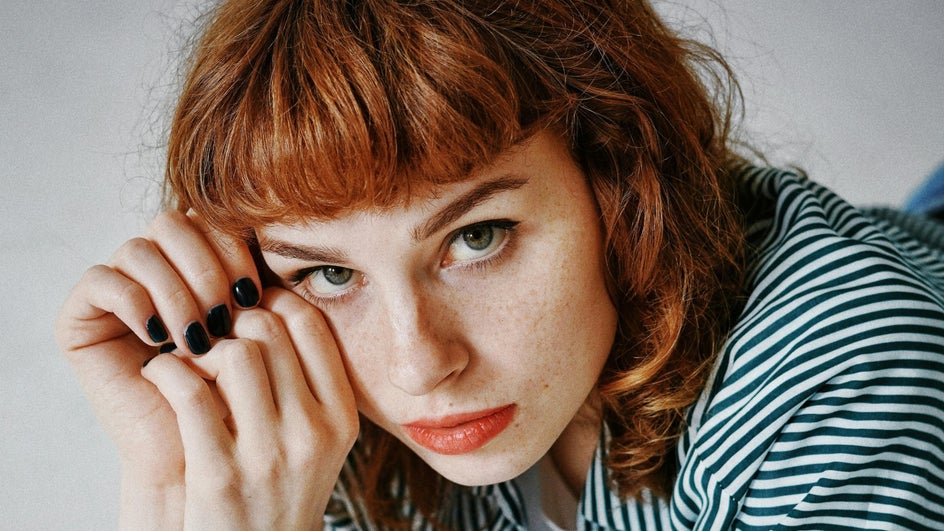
xmin=189 ymin=265 xmax=228 ymax=292
xmin=164 ymin=284 xmax=193 ymax=309
xmin=82 ymin=263 xmax=112 ymax=282
xmin=195 ymin=462 xmax=239 ymax=494
xmin=290 ymin=415 xmax=321 ymax=444
xmin=172 ymin=378 xmax=213 ymax=412
xmin=288 ymin=412 xmax=357 ymax=462
xmin=114 ymin=279 xmax=150 ymax=310
xmin=285 ymin=436 xmax=320 ymax=469
xmin=113 ymin=237 xmax=157 ymax=265
xmin=242 ymin=452 xmax=282 ymax=485
xmin=320 ymin=428 xmax=357 ymax=459
xmin=283 ymin=304 xmax=331 ymax=339
xmin=334 ymin=413 xmax=360 ymax=451
xmin=235 ymin=310 xmax=287 ymax=342
xmin=219 ymin=338 xmax=262 ymax=370
xmin=148 ymin=210 xmax=190 ymax=236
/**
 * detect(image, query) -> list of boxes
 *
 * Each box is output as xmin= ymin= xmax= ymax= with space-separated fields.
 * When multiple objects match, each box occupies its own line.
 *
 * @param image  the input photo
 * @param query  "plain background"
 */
xmin=2 ymin=1 xmax=942 ymax=529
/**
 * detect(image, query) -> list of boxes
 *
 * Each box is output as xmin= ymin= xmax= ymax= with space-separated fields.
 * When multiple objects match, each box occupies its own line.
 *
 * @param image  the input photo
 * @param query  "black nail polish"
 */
xmin=184 ymin=322 xmax=211 ymax=355
xmin=145 ymin=315 xmax=168 ymax=343
xmin=159 ymin=342 xmax=177 ymax=354
xmin=233 ymin=277 xmax=260 ymax=308
xmin=206 ymin=304 xmax=232 ymax=337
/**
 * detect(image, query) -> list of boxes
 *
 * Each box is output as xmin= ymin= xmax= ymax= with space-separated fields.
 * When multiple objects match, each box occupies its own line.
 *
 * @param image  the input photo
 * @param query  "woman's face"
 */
xmin=259 ymin=130 xmax=618 ymax=486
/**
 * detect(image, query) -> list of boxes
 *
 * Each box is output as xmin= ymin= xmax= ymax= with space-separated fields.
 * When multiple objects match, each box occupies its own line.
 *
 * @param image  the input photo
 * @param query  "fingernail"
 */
xmin=159 ymin=342 xmax=177 ymax=354
xmin=232 ymin=277 xmax=260 ymax=308
xmin=145 ymin=315 xmax=168 ymax=343
xmin=184 ymin=322 xmax=211 ymax=355
xmin=206 ymin=304 xmax=232 ymax=337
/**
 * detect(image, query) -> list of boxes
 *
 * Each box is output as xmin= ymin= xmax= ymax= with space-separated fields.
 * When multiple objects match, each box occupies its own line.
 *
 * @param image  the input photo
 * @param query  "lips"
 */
xmin=402 ymin=404 xmax=517 ymax=455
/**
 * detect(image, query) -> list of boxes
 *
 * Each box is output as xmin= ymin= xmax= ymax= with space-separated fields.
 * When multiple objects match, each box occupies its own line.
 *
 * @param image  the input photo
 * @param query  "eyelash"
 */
xmin=288 ymin=219 xmax=520 ymax=307
xmin=289 ymin=266 xmax=355 ymax=308
xmin=442 ymin=219 xmax=518 ymax=271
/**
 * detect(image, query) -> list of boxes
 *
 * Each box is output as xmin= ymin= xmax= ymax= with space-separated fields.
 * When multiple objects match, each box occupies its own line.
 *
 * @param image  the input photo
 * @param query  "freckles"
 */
xmin=329 ymin=315 xmax=387 ymax=407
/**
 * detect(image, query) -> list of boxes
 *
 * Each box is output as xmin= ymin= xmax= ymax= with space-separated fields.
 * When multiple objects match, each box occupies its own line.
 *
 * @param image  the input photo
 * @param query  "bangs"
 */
xmin=167 ymin=1 xmax=560 ymax=236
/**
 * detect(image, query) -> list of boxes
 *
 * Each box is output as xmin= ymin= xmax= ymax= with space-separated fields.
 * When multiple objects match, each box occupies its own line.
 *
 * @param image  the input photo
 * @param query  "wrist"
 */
xmin=119 ymin=467 xmax=185 ymax=530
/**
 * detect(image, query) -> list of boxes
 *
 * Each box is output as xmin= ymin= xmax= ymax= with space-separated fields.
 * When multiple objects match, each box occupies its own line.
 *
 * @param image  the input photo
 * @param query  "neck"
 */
xmin=548 ymin=391 xmax=602 ymax=497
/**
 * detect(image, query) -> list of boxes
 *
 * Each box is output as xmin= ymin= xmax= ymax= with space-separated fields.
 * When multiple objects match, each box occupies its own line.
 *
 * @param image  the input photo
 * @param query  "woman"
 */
xmin=56 ymin=0 xmax=944 ymax=529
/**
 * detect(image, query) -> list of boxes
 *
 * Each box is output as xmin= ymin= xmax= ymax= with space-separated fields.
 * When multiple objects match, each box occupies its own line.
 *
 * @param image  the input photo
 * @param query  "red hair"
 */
xmin=166 ymin=0 xmax=746 ymax=524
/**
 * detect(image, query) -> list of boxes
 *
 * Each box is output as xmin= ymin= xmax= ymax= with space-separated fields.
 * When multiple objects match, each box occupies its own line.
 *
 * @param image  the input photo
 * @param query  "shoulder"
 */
xmin=726 ymin=166 xmax=944 ymax=375
xmin=727 ymin=167 xmax=944 ymax=374
xmin=673 ymin=166 xmax=944 ymax=528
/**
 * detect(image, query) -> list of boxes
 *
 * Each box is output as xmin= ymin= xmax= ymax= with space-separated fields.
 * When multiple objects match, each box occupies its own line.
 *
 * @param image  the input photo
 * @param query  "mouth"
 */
xmin=402 ymin=404 xmax=518 ymax=455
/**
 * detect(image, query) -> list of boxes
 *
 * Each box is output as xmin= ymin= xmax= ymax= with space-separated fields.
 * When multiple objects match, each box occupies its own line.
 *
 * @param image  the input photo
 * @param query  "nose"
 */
xmin=382 ymin=283 xmax=468 ymax=396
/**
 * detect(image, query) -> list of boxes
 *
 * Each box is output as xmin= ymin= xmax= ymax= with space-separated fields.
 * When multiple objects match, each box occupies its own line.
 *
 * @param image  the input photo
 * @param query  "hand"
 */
xmin=56 ymin=211 xmax=357 ymax=529
xmin=58 ymin=211 xmax=259 ymax=482
xmin=143 ymin=288 xmax=357 ymax=530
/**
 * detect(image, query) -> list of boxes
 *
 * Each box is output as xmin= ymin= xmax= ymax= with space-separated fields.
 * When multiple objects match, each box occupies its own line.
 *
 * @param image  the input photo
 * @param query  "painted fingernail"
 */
xmin=159 ymin=342 xmax=177 ymax=354
xmin=206 ymin=304 xmax=232 ymax=337
xmin=145 ymin=315 xmax=168 ymax=343
xmin=184 ymin=322 xmax=211 ymax=355
xmin=232 ymin=277 xmax=260 ymax=308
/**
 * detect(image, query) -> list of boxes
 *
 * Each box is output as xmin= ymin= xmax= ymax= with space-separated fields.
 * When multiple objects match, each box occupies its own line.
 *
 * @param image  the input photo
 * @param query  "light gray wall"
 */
xmin=2 ymin=2 xmax=942 ymax=529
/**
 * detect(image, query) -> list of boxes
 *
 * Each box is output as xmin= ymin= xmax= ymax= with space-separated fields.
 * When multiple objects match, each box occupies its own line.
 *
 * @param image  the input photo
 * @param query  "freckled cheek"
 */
xmin=518 ymin=246 xmax=616 ymax=377
xmin=464 ymin=273 xmax=583 ymax=374
xmin=317 ymin=309 xmax=390 ymax=411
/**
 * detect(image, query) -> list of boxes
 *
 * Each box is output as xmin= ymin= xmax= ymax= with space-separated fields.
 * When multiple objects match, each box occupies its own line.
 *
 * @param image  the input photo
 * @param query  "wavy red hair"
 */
xmin=165 ymin=0 xmax=747 ymax=524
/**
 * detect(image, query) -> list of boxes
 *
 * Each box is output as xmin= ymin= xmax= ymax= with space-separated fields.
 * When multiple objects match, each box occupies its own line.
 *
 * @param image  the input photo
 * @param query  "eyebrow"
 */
xmin=257 ymin=239 xmax=350 ymax=264
xmin=412 ymin=175 xmax=529 ymax=241
xmin=259 ymin=174 xmax=529 ymax=262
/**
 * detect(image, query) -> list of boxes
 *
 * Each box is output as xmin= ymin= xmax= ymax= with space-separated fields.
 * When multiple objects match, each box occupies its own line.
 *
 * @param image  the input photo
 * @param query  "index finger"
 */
xmin=186 ymin=212 xmax=262 ymax=310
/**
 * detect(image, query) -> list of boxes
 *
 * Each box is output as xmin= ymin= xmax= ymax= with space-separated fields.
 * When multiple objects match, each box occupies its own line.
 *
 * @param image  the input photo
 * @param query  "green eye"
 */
xmin=322 ymin=266 xmax=353 ymax=285
xmin=445 ymin=220 xmax=517 ymax=266
xmin=306 ymin=265 xmax=359 ymax=297
xmin=462 ymin=225 xmax=494 ymax=251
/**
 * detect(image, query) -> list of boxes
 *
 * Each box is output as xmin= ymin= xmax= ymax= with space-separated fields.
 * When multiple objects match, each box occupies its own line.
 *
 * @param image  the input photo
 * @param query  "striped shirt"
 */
xmin=326 ymin=166 xmax=944 ymax=529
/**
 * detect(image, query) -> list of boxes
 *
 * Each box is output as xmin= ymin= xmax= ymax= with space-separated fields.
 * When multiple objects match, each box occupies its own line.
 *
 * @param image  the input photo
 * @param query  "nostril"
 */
xmin=387 ymin=342 xmax=469 ymax=396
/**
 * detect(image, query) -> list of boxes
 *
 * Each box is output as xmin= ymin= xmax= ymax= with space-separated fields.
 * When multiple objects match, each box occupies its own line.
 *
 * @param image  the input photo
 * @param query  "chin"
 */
xmin=413 ymin=440 xmax=543 ymax=487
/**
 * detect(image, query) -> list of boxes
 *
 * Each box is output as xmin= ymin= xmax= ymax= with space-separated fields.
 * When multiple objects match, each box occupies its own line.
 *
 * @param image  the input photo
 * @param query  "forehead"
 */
xmin=257 ymin=129 xmax=567 ymax=234
xmin=257 ymin=168 xmax=528 ymax=247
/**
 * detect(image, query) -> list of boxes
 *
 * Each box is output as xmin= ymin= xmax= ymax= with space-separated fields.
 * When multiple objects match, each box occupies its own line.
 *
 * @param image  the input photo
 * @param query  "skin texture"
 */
xmin=55 ymin=129 xmax=616 ymax=526
xmin=260 ymin=130 xmax=618 ymax=487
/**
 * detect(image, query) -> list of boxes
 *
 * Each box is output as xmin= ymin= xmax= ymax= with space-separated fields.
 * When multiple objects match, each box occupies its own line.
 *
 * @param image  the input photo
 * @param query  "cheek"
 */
xmin=524 ymin=230 xmax=616 ymax=378
xmin=468 ymin=240 xmax=617 ymax=382
xmin=314 ymin=305 xmax=388 ymax=411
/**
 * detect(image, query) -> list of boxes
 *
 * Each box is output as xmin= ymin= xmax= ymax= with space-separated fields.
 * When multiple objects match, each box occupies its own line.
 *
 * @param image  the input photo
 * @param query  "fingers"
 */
xmin=140 ymin=298 xmax=351 ymax=467
xmin=141 ymin=354 xmax=232 ymax=475
xmin=184 ymin=213 xmax=262 ymax=310
xmin=59 ymin=210 xmax=261 ymax=359
xmin=185 ymin=337 xmax=280 ymax=446
xmin=254 ymin=289 xmax=359 ymax=457
xmin=162 ymin=289 xmax=356 ymax=441
xmin=220 ymin=289 xmax=355 ymax=422
xmin=100 ymin=210 xmax=262 ymax=356
xmin=261 ymin=289 xmax=356 ymax=416
xmin=142 ymin=212 xmax=231 ymax=348
xmin=57 ymin=264 xmax=161 ymax=355
xmin=110 ymin=236 xmax=210 ymax=355
xmin=140 ymin=308 xmax=353 ymax=528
